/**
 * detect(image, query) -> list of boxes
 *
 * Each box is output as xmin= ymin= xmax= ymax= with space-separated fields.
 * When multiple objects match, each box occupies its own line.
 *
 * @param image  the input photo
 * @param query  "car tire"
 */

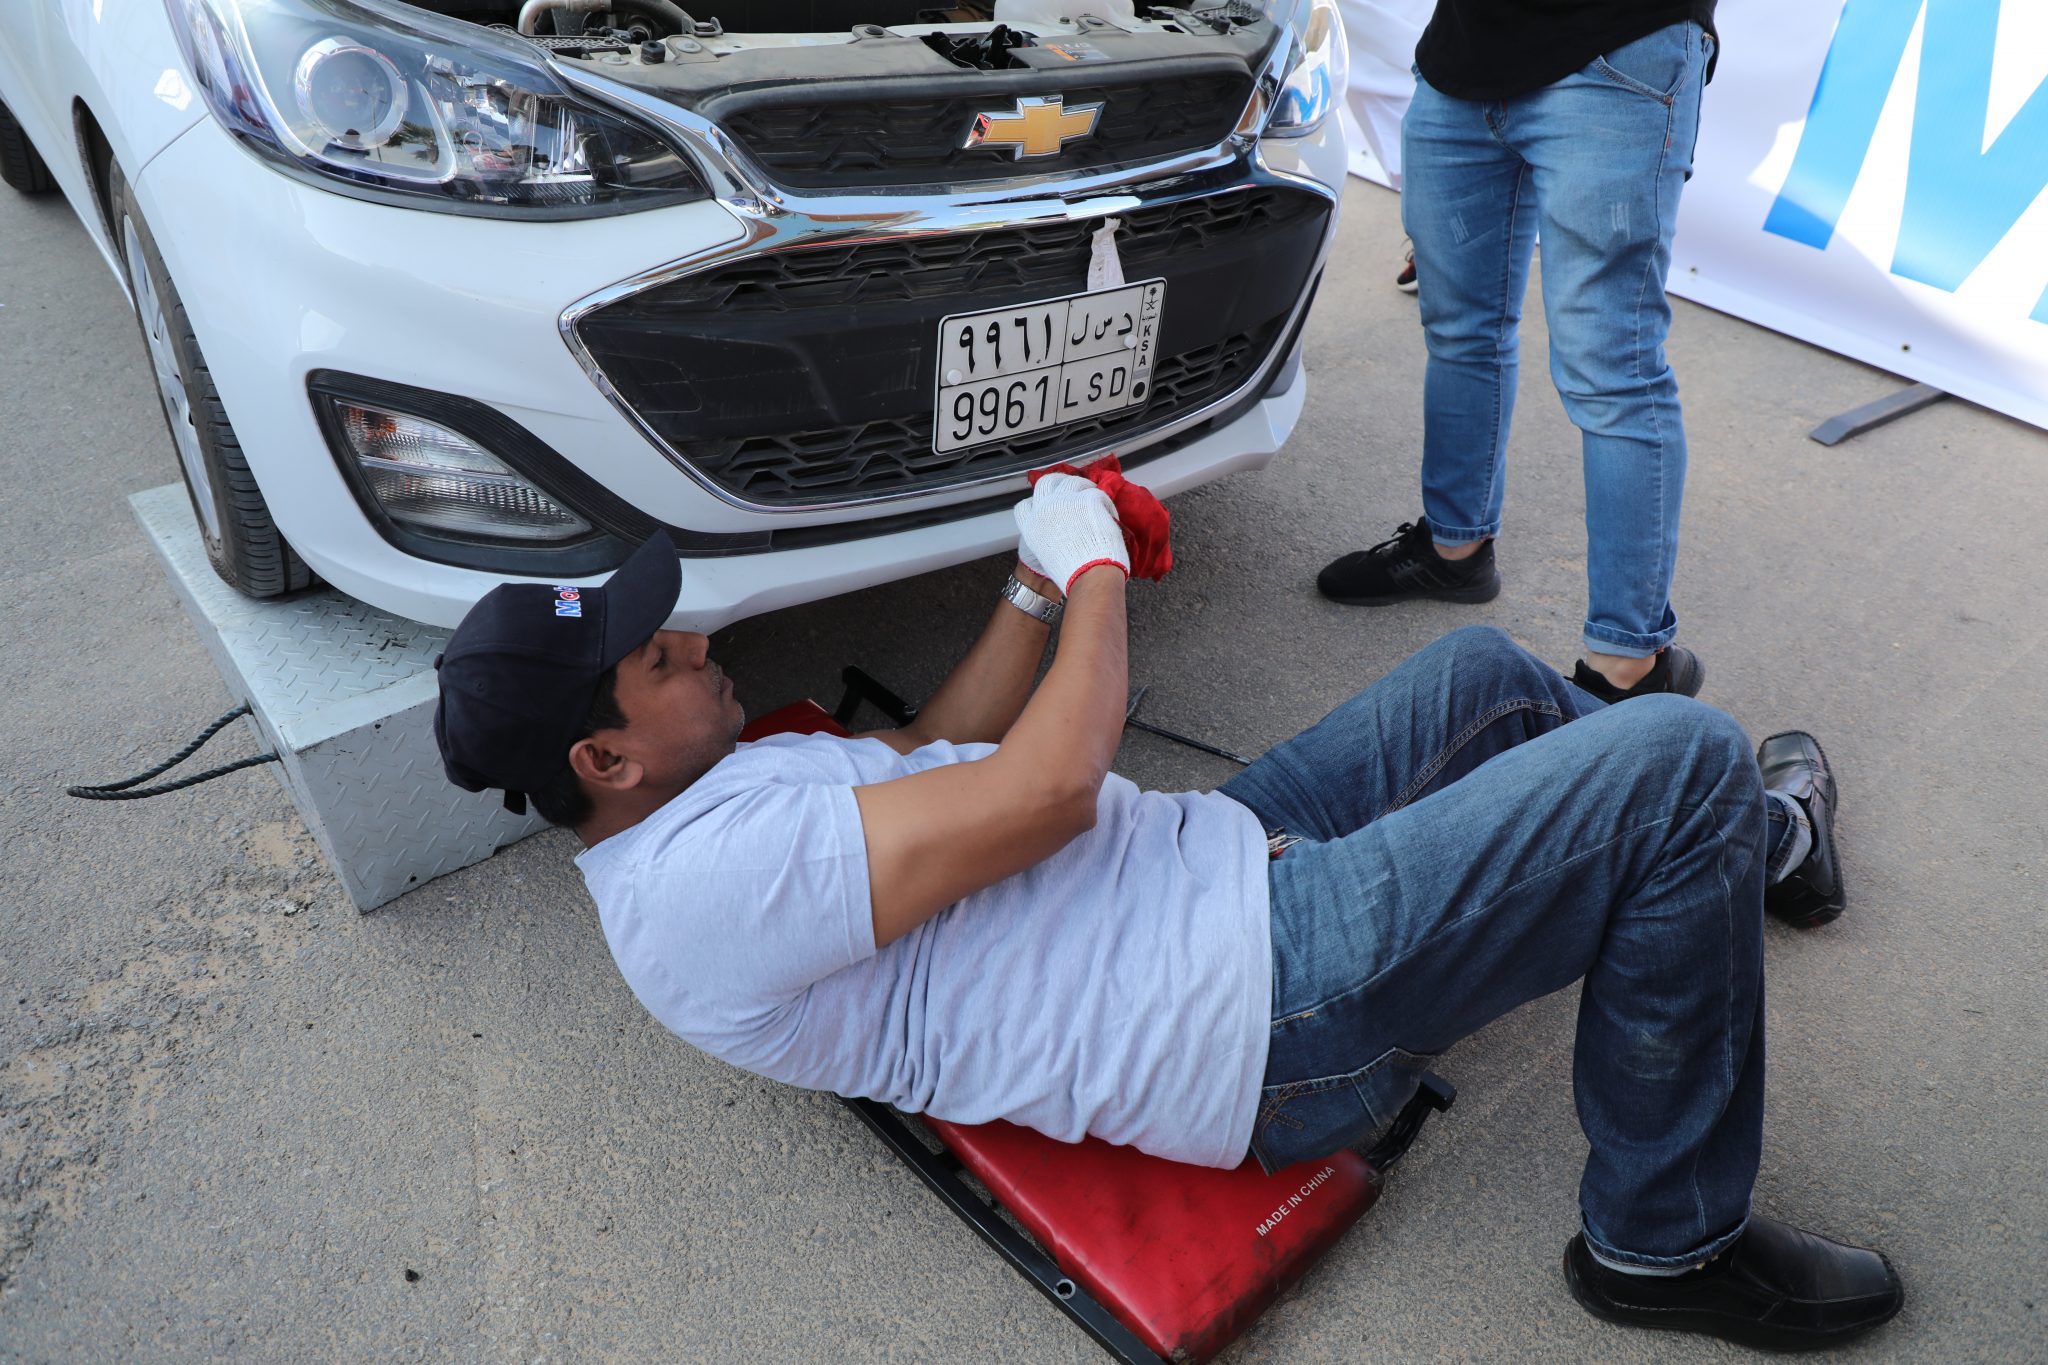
xmin=0 ymin=99 xmax=56 ymax=194
xmin=111 ymin=162 xmax=312 ymax=597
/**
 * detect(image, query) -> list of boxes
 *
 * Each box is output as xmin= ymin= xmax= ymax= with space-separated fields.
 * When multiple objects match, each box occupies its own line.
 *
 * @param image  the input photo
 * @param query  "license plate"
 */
xmin=931 ymin=279 xmax=1165 ymax=455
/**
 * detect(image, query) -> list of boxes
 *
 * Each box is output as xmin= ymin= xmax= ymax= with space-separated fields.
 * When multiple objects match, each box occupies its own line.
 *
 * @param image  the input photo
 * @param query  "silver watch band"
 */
xmin=1001 ymin=575 xmax=1063 ymax=627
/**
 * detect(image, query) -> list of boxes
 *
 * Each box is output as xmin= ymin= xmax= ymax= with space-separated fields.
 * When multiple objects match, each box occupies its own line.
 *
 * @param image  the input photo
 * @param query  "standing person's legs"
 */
xmin=1511 ymin=22 xmax=1711 ymax=687
xmin=1317 ymin=76 xmax=1536 ymax=605
xmin=1402 ymin=78 xmax=1536 ymax=553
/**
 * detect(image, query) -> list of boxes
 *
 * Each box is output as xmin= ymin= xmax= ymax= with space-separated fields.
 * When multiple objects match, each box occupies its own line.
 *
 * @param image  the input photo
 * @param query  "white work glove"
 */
xmin=1014 ymin=472 xmax=1130 ymax=596
xmin=1016 ymin=532 xmax=1052 ymax=585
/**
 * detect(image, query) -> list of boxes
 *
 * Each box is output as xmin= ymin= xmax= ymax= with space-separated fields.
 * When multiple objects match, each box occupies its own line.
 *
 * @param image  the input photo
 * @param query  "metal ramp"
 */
xmin=131 ymin=484 xmax=544 ymax=910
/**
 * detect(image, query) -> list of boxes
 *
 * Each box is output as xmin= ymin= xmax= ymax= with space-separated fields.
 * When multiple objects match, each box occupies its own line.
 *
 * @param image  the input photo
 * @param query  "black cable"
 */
xmin=66 ymin=704 xmax=279 ymax=802
xmin=1123 ymin=686 xmax=1255 ymax=766
xmin=80 ymin=703 xmax=252 ymax=790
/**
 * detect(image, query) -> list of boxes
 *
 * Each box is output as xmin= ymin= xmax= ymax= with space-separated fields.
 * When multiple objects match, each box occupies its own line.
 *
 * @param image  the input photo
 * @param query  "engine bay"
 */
xmin=406 ymin=0 xmax=1275 ymax=70
xmin=413 ymin=2 xmax=1271 ymax=41
xmin=374 ymin=0 xmax=1286 ymax=198
xmin=419 ymin=1 xmax=1279 ymax=127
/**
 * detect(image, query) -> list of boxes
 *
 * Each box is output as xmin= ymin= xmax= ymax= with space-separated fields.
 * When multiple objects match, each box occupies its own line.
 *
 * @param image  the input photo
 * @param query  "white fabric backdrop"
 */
xmin=1337 ymin=0 xmax=2048 ymax=432
xmin=1668 ymin=0 xmax=2048 ymax=431
xmin=1337 ymin=0 xmax=1429 ymax=188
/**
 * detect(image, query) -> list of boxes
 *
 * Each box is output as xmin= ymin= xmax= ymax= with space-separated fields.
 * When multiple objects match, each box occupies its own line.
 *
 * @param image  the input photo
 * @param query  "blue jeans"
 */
xmin=1401 ymin=22 xmax=1713 ymax=658
xmin=1222 ymin=626 xmax=1786 ymax=1268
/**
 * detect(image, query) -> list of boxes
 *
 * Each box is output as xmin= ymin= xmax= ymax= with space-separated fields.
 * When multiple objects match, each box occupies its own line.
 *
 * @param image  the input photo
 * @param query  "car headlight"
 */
xmin=163 ymin=0 xmax=705 ymax=215
xmin=332 ymin=400 xmax=594 ymax=541
xmin=1261 ymin=0 xmax=1349 ymax=137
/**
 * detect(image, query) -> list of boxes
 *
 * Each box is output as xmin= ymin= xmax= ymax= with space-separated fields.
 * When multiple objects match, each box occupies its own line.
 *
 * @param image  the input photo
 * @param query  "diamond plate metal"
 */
xmin=132 ymin=484 xmax=546 ymax=911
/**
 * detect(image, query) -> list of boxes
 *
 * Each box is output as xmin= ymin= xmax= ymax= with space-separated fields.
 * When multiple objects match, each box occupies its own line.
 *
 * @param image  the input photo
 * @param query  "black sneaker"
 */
xmin=1568 ymin=646 xmax=1705 ymax=702
xmin=1396 ymin=242 xmax=1418 ymax=294
xmin=1757 ymin=730 xmax=1845 ymax=928
xmin=1565 ymin=1216 xmax=1903 ymax=1352
xmin=1317 ymin=520 xmax=1500 ymax=606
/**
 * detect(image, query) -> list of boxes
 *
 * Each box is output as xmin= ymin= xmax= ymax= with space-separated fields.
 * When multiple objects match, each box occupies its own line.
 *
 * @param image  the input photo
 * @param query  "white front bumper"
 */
xmin=132 ymin=112 xmax=1346 ymax=631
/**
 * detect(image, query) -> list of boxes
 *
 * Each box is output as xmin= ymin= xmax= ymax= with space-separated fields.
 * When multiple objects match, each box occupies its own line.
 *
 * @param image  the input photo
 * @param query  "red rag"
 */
xmin=1026 ymin=454 xmax=1173 ymax=580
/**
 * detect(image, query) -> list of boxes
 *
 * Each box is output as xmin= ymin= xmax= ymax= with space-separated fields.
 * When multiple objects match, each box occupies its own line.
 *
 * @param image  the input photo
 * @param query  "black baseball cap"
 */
xmin=434 ymin=532 xmax=680 ymax=813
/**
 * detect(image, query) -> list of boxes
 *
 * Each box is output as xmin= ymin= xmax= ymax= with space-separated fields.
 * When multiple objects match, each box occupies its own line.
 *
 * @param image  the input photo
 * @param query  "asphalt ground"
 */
xmin=3 ymin=171 xmax=2043 ymax=1363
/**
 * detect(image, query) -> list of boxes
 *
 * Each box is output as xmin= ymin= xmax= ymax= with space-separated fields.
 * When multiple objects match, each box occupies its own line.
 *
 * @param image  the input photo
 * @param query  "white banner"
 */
xmin=1337 ymin=0 xmax=1429 ymax=188
xmin=1339 ymin=0 xmax=2048 ymax=432
xmin=1670 ymin=0 xmax=2048 ymax=432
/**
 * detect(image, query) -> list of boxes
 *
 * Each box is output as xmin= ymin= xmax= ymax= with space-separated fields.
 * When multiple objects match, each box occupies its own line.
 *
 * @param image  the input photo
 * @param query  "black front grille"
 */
xmin=575 ymin=185 xmax=1332 ymax=506
xmin=675 ymin=332 xmax=1267 ymax=503
xmin=714 ymin=70 xmax=1253 ymax=191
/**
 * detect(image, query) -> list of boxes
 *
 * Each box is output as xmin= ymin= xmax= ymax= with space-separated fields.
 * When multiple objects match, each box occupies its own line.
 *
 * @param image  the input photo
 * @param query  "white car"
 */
xmin=1 ymin=0 xmax=1348 ymax=628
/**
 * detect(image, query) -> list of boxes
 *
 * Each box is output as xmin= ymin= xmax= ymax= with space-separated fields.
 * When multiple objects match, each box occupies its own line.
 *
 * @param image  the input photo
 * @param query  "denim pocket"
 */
xmin=1249 ymin=1046 xmax=1438 ymax=1174
xmin=1591 ymin=21 xmax=1697 ymax=102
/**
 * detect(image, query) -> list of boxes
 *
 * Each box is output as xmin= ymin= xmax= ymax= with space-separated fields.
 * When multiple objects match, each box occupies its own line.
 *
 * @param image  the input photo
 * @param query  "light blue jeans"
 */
xmin=1401 ymin=21 xmax=1713 ymax=658
xmin=1224 ymin=627 xmax=1783 ymax=1268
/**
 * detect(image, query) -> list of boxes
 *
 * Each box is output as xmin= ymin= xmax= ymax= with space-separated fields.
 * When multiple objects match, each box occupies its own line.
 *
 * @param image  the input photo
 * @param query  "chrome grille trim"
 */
xmin=551 ymin=38 xmax=1333 ymax=519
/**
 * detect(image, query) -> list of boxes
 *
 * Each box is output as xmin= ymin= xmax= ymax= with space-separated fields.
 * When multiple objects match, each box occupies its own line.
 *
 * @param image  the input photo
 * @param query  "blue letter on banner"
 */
xmin=1765 ymin=0 xmax=2048 ymax=308
xmin=1895 ymin=0 xmax=2048 ymax=291
xmin=1762 ymin=0 xmax=1922 ymax=251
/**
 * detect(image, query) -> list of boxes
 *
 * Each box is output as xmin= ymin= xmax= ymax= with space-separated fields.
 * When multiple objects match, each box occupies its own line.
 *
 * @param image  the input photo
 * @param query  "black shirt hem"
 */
xmin=1415 ymin=1 xmax=1718 ymax=103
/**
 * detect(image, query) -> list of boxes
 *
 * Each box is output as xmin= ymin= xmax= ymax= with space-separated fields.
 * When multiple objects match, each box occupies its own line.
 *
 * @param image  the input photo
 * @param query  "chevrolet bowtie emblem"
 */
xmin=964 ymin=95 xmax=1103 ymax=159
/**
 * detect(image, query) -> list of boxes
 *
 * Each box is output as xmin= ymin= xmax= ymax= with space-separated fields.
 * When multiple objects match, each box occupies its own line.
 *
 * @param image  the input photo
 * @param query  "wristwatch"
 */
xmin=1000 ymin=574 xmax=1063 ymax=627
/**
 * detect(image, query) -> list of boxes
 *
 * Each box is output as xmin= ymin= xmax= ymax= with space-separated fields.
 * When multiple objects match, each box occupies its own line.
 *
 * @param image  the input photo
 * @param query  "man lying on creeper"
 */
xmin=433 ymin=474 xmax=1901 ymax=1351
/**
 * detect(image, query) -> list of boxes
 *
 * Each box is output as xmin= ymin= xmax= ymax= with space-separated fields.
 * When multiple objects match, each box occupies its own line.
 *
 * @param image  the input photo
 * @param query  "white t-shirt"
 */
xmin=575 ymin=731 xmax=1273 ymax=1168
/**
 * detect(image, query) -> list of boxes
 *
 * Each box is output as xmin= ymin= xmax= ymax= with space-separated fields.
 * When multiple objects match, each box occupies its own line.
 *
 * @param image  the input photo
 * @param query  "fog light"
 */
xmin=334 ymin=401 xmax=592 ymax=542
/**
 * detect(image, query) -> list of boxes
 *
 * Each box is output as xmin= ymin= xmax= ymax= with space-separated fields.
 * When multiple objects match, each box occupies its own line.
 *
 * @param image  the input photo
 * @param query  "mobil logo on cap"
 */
xmin=553 ymin=586 xmax=583 ymax=618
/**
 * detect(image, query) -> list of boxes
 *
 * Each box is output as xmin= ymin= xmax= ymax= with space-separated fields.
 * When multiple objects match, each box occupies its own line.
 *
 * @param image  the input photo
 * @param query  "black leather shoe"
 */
xmin=1758 ymin=730 xmax=1845 ymax=928
xmin=1568 ymin=645 xmax=1706 ymax=702
xmin=1318 ymin=519 xmax=1500 ymax=605
xmin=1565 ymin=1216 xmax=1903 ymax=1351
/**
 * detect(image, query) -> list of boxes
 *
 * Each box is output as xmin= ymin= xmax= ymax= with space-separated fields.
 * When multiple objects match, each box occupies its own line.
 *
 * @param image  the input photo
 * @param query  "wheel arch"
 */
xmin=72 ymin=99 xmax=121 ymax=271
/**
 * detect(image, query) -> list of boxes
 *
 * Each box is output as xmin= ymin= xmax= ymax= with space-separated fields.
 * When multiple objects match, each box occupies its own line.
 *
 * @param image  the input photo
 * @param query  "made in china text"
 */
xmin=1254 ymin=1165 xmax=1338 ymax=1237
